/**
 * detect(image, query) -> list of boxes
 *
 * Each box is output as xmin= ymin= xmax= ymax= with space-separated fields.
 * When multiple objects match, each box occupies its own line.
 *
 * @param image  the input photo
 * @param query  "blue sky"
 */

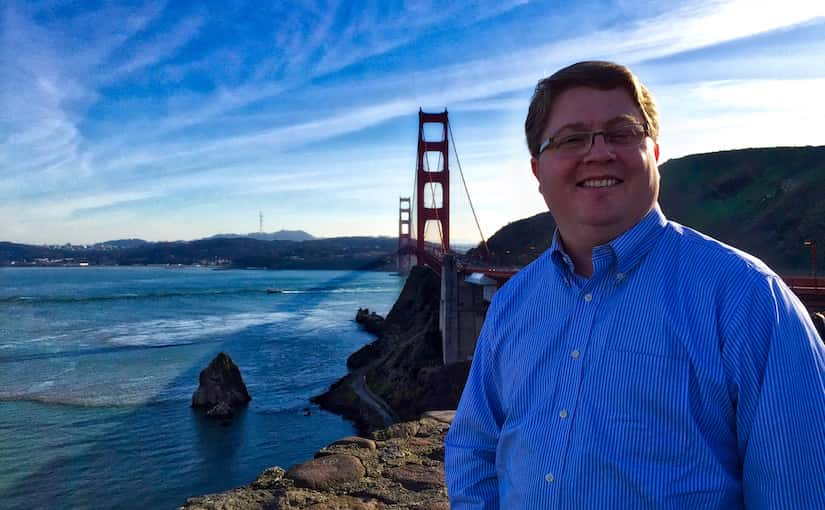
xmin=1 ymin=0 xmax=824 ymax=245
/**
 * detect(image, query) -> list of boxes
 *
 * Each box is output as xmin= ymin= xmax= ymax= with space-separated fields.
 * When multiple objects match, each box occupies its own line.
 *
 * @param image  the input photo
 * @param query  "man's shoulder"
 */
xmin=663 ymin=220 xmax=777 ymax=283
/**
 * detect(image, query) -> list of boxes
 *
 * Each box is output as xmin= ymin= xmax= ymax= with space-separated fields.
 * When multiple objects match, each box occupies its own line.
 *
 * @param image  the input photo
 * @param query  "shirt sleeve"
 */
xmin=722 ymin=274 xmax=825 ymax=509
xmin=445 ymin=301 xmax=505 ymax=509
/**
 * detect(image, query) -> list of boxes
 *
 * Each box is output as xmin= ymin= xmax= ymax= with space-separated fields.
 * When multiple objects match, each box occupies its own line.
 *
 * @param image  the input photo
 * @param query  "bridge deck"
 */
xmin=453 ymin=263 xmax=825 ymax=312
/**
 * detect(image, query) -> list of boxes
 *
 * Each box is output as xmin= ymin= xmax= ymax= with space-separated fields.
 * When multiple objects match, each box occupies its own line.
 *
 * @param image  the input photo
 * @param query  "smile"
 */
xmin=578 ymin=177 xmax=622 ymax=188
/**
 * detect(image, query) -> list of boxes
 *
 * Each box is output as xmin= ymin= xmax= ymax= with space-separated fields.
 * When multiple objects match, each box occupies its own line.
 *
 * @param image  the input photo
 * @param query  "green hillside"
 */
xmin=659 ymin=146 xmax=825 ymax=274
xmin=469 ymin=146 xmax=825 ymax=275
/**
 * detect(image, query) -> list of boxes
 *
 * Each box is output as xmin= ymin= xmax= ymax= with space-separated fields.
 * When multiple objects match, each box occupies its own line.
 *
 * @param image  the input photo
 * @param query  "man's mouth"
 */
xmin=577 ymin=177 xmax=622 ymax=188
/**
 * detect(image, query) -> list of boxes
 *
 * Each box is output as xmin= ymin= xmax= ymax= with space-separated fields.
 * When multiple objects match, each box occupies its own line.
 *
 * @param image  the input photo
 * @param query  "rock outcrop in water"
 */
xmin=355 ymin=308 xmax=385 ymax=335
xmin=192 ymin=352 xmax=251 ymax=418
xmin=180 ymin=411 xmax=454 ymax=509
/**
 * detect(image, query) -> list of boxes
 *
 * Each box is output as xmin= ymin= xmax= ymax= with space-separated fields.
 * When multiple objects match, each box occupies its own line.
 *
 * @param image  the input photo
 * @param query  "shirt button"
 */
xmin=616 ymin=272 xmax=625 ymax=281
xmin=559 ymin=409 xmax=569 ymax=419
xmin=571 ymin=349 xmax=580 ymax=359
xmin=545 ymin=473 xmax=555 ymax=483
xmin=583 ymin=293 xmax=593 ymax=302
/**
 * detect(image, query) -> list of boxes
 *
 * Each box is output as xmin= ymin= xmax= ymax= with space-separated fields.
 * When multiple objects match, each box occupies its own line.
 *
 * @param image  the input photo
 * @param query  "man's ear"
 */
xmin=530 ymin=157 xmax=543 ymax=193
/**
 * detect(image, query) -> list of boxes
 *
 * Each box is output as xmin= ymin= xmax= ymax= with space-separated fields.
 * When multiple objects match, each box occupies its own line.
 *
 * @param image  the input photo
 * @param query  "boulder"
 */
xmin=384 ymin=463 xmax=445 ymax=491
xmin=355 ymin=308 xmax=370 ymax=323
xmin=329 ymin=436 xmax=377 ymax=451
xmin=355 ymin=308 xmax=385 ymax=335
xmin=285 ymin=454 xmax=366 ymax=490
xmin=192 ymin=352 xmax=251 ymax=417
xmin=422 ymin=410 xmax=456 ymax=424
xmin=305 ymin=496 xmax=383 ymax=509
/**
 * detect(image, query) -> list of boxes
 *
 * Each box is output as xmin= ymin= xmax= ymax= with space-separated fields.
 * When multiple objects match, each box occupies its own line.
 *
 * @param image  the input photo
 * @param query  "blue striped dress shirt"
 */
xmin=445 ymin=206 xmax=825 ymax=509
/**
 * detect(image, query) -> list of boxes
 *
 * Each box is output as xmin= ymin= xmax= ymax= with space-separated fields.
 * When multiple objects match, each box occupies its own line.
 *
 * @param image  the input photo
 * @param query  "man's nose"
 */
xmin=583 ymin=132 xmax=615 ymax=161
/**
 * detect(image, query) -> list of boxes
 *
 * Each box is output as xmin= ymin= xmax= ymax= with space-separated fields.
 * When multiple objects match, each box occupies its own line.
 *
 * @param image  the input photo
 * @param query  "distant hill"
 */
xmin=93 ymin=239 xmax=150 ymax=249
xmin=0 ymin=236 xmax=396 ymax=270
xmin=0 ymin=242 xmax=73 ymax=262
xmin=468 ymin=146 xmax=825 ymax=274
xmin=207 ymin=230 xmax=315 ymax=242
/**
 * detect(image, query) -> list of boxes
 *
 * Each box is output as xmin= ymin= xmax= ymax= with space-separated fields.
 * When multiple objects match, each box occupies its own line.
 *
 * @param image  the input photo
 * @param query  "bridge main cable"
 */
xmin=448 ymin=119 xmax=488 ymax=256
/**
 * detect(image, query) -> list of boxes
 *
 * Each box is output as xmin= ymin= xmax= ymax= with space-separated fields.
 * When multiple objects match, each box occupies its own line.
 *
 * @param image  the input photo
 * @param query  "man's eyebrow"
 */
xmin=552 ymin=114 xmax=643 ymax=134
xmin=603 ymin=114 xmax=643 ymax=127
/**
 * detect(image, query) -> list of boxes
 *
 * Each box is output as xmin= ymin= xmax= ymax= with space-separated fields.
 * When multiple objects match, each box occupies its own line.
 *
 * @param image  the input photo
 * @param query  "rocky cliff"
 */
xmin=312 ymin=266 xmax=470 ymax=433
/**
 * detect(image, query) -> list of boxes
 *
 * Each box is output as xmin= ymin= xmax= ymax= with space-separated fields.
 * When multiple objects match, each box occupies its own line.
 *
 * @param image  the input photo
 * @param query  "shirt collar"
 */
xmin=549 ymin=205 xmax=667 ymax=277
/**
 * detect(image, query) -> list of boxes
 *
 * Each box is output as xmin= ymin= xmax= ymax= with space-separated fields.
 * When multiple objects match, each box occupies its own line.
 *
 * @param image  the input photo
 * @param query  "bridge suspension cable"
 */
xmin=448 ymin=120 xmax=488 ymax=255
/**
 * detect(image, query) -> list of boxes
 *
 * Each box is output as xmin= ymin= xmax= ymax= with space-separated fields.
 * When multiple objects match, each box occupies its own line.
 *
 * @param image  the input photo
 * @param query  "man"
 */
xmin=445 ymin=61 xmax=825 ymax=509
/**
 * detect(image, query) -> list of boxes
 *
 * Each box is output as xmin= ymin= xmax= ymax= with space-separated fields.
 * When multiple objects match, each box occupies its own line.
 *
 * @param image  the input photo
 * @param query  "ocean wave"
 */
xmin=0 ymin=392 xmax=191 ymax=408
xmin=0 ymin=285 xmax=398 ymax=304
xmin=104 ymin=311 xmax=296 ymax=347
xmin=280 ymin=287 xmax=397 ymax=294
xmin=0 ymin=288 xmax=272 ymax=305
xmin=0 ymin=342 xmax=202 ymax=364
xmin=0 ymin=310 xmax=297 ymax=362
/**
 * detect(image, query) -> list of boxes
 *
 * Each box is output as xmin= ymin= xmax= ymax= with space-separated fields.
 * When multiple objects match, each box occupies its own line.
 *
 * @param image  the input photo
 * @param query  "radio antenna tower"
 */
xmin=259 ymin=211 xmax=263 ymax=234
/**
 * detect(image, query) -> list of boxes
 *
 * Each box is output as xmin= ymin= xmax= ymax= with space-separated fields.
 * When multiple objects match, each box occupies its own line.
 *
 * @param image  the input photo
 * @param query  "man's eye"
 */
xmin=555 ymin=134 xmax=589 ymax=149
xmin=606 ymin=126 xmax=643 ymax=144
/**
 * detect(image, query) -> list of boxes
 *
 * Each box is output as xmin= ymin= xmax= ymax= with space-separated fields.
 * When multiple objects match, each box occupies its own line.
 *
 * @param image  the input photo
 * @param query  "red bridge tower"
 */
xmin=416 ymin=109 xmax=450 ymax=255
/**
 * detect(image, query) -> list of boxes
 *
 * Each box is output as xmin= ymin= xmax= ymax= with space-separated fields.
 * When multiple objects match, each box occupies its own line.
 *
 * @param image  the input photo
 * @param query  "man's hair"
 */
xmin=525 ymin=61 xmax=659 ymax=157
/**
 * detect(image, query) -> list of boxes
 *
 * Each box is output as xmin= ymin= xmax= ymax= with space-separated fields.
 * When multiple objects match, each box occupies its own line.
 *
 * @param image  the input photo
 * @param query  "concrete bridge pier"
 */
xmin=440 ymin=254 xmax=493 ymax=364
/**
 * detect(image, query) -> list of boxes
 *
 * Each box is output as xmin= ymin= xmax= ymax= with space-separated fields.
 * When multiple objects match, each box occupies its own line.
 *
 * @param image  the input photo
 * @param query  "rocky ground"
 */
xmin=180 ymin=411 xmax=454 ymax=510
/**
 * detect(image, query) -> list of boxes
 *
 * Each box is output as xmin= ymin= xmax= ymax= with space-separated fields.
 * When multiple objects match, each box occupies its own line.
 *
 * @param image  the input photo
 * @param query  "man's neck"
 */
xmin=560 ymin=236 xmax=596 ymax=278
xmin=558 ymin=225 xmax=623 ymax=278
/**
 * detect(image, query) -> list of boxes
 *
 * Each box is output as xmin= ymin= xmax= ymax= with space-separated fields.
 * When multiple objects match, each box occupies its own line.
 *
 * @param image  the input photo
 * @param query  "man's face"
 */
xmin=530 ymin=86 xmax=660 ymax=244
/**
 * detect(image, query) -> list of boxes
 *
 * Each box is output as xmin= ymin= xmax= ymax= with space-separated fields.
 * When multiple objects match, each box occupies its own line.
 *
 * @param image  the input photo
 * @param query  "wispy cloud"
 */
xmin=103 ymin=13 xmax=205 ymax=80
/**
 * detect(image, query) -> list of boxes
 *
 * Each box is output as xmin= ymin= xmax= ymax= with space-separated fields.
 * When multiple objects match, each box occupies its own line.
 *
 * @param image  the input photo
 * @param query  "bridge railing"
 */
xmin=784 ymin=276 xmax=825 ymax=295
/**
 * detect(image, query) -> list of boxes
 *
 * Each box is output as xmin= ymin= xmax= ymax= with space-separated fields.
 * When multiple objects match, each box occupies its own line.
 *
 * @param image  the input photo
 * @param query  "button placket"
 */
xmin=552 ymin=275 xmax=605 ymax=496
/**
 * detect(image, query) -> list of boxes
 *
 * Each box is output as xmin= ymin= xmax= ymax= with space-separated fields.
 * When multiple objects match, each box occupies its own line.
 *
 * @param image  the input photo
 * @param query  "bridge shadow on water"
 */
xmin=1 ymin=267 xmax=398 ymax=510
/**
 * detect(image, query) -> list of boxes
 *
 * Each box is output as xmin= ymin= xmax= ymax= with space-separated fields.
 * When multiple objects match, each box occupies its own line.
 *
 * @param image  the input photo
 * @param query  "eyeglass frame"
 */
xmin=537 ymin=121 xmax=650 ymax=156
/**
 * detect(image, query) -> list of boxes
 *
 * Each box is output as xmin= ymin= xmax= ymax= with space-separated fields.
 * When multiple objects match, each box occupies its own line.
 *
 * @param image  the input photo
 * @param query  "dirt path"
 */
xmin=351 ymin=369 xmax=398 ymax=426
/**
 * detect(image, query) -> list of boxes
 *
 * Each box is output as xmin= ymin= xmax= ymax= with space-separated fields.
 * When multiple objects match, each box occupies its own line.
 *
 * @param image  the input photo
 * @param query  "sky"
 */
xmin=1 ymin=0 xmax=824 ymax=246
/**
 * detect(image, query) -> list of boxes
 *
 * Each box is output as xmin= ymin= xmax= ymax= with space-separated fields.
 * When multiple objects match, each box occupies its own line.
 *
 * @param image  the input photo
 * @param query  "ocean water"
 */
xmin=0 ymin=267 xmax=404 ymax=509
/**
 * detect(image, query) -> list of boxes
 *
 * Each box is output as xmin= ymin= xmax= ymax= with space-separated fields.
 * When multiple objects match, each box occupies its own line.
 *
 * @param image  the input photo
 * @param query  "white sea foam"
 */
xmin=104 ymin=311 xmax=296 ymax=347
xmin=281 ymin=287 xmax=396 ymax=294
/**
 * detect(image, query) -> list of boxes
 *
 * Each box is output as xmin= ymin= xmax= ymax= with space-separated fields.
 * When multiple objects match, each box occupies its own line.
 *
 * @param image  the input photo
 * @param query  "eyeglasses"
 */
xmin=538 ymin=122 xmax=649 ymax=156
